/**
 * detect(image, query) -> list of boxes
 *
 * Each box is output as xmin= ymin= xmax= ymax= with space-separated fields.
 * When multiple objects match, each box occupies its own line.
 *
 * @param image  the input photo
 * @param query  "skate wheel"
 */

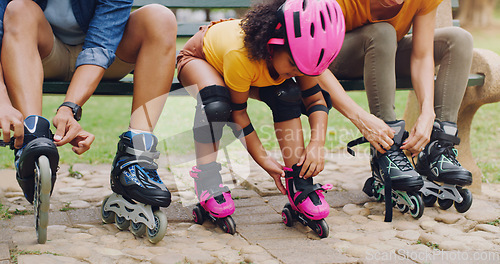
xmin=314 ymin=219 xmax=329 ymax=239
xmin=192 ymin=206 xmax=204 ymax=225
xmin=454 ymin=187 xmax=473 ymax=213
xmin=396 ymin=202 xmax=409 ymax=213
xmin=115 ymin=215 xmax=130 ymax=231
xmin=421 ymin=193 xmax=437 ymax=207
xmin=437 ymin=196 xmax=453 ymax=210
xmin=282 ymin=206 xmax=294 ymax=227
xmin=373 ymin=183 xmax=384 ymax=202
xmin=101 ymin=196 xmax=115 ymax=224
xmin=219 ymin=216 xmax=236 ymax=235
xmin=35 ymin=155 xmax=52 ymax=244
xmin=408 ymin=192 xmax=424 ymax=219
xmin=130 ymin=221 xmax=147 ymax=237
xmin=147 ymin=210 xmax=168 ymax=244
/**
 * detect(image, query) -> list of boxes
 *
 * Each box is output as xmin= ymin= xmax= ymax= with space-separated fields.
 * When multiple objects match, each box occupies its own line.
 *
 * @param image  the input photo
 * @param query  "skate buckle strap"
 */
xmin=294 ymin=183 xmax=324 ymax=206
xmin=113 ymin=156 xmax=159 ymax=177
xmin=208 ymin=185 xmax=230 ymax=197
xmin=118 ymin=142 xmax=160 ymax=160
xmin=199 ymin=185 xmax=230 ymax=202
xmin=432 ymin=131 xmax=461 ymax=145
xmin=322 ymin=183 xmax=333 ymax=191
xmin=347 ymin=137 xmax=369 ymax=156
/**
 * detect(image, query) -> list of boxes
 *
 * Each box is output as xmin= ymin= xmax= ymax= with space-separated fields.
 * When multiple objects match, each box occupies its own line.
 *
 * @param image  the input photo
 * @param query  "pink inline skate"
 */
xmin=281 ymin=165 xmax=333 ymax=238
xmin=190 ymin=162 xmax=236 ymax=234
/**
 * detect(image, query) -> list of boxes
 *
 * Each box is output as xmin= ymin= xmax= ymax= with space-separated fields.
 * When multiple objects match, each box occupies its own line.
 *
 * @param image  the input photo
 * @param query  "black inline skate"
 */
xmin=101 ymin=131 xmax=170 ymax=243
xmin=415 ymin=121 xmax=473 ymax=213
xmin=190 ymin=162 xmax=236 ymax=234
xmin=12 ymin=115 xmax=59 ymax=244
xmin=348 ymin=120 xmax=424 ymax=222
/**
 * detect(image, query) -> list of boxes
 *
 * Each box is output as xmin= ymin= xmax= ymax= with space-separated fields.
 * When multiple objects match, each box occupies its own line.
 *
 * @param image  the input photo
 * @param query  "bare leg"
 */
xmin=274 ymin=118 xmax=304 ymax=167
xmin=115 ymin=4 xmax=177 ymax=132
xmin=1 ymin=0 xmax=54 ymax=117
xmin=177 ymin=59 xmax=225 ymax=166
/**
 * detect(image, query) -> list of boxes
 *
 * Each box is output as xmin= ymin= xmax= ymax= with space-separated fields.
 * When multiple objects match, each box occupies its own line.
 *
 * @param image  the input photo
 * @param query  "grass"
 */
xmin=0 ymin=9 xmax=498 ymax=183
xmin=0 ymin=203 xmax=12 ymax=220
xmin=10 ymin=249 xmax=60 ymax=264
xmin=462 ymin=6 xmax=500 ymax=55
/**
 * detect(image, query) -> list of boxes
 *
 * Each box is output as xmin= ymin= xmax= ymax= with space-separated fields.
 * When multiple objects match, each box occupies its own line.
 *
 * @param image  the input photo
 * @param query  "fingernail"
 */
xmin=54 ymin=135 xmax=62 ymax=141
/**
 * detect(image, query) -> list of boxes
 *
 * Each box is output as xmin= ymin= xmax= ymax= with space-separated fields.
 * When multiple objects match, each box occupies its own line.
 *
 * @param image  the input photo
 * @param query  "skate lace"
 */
xmin=145 ymin=169 xmax=161 ymax=182
xmin=438 ymin=142 xmax=461 ymax=165
xmin=387 ymin=148 xmax=413 ymax=171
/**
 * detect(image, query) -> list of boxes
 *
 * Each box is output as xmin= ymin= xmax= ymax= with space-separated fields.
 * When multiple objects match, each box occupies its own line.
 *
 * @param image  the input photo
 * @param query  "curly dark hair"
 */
xmin=240 ymin=0 xmax=287 ymax=62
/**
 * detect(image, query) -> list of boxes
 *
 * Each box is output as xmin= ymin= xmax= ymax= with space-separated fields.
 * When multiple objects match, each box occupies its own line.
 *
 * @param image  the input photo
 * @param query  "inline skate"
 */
xmin=10 ymin=115 xmax=59 ymax=244
xmin=280 ymin=165 xmax=333 ymax=238
xmin=101 ymin=131 xmax=170 ymax=243
xmin=348 ymin=120 xmax=424 ymax=222
xmin=190 ymin=161 xmax=236 ymax=234
xmin=415 ymin=121 xmax=473 ymax=213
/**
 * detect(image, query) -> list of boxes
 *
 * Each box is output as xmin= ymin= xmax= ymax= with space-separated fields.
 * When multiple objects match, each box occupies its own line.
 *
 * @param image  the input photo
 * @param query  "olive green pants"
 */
xmin=329 ymin=23 xmax=473 ymax=123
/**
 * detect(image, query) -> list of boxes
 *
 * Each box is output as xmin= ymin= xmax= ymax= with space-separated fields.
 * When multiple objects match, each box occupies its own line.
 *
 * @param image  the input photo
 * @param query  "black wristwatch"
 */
xmin=58 ymin=102 xmax=82 ymax=121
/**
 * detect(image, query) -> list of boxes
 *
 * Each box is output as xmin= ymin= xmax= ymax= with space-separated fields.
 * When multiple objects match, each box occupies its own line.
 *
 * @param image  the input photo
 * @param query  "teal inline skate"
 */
xmin=348 ymin=120 xmax=424 ymax=222
xmin=415 ymin=121 xmax=473 ymax=213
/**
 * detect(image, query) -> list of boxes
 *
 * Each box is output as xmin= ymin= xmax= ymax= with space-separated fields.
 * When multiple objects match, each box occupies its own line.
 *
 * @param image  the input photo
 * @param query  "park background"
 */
xmin=0 ymin=0 xmax=499 ymax=185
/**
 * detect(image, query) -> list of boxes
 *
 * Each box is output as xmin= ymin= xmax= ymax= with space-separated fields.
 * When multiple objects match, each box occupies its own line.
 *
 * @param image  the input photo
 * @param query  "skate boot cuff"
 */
xmin=191 ymin=162 xmax=230 ymax=200
xmin=430 ymin=130 xmax=460 ymax=145
xmin=117 ymin=132 xmax=160 ymax=160
xmin=21 ymin=115 xmax=55 ymax=148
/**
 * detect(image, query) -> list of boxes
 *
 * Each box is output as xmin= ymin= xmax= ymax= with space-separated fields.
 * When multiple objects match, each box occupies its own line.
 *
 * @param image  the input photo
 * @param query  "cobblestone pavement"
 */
xmin=0 ymin=150 xmax=499 ymax=264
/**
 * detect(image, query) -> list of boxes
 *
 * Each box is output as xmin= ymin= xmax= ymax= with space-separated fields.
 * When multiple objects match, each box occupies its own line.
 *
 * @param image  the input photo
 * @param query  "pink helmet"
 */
xmin=268 ymin=0 xmax=345 ymax=76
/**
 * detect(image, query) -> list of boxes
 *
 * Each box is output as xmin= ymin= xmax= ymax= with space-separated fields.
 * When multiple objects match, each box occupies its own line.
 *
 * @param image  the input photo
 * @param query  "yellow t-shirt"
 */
xmin=202 ymin=19 xmax=287 ymax=92
xmin=337 ymin=0 xmax=443 ymax=41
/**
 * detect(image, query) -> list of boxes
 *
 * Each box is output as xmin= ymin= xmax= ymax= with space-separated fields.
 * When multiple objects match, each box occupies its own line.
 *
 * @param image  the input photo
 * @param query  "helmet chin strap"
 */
xmin=268 ymin=38 xmax=285 ymax=45
xmin=267 ymin=21 xmax=285 ymax=46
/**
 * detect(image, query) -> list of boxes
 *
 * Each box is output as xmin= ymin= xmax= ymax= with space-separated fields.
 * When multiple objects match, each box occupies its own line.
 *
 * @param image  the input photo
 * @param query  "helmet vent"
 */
xmin=293 ymin=11 xmax=302 ymax=38
xmin=302 ymin=0 xmax=308 ymax=11
xmin=325 ymin=4 xmax=332 ymax=22
xmin=310 ymin=23 xmax=315 ymax=37
xmin=320 ymin=11 xmax=326 ymax=30
xmin=317 ymin=48 xmax=324 ymax=67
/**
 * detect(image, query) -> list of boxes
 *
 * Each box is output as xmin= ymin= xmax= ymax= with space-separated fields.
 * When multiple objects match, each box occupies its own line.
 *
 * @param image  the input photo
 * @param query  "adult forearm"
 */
xmin=63 ymin=64 xmax=105 ymax=106
xmin=410 ymin=56 xmax=435 ymax=115
xmin=317 ymin=70 xmax=369 ymax=123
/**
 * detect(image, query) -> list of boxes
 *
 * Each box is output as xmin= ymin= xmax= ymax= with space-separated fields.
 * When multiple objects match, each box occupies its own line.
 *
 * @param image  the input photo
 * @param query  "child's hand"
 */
xmin=297 ymin=142 xmax=325 ymax=179
xmin=262 ymin=157 xmax=286 ymax=195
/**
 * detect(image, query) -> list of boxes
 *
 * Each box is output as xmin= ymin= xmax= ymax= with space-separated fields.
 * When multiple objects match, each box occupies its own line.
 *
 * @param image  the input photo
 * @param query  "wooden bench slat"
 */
xmin=43 ymin=73 xmax=485 ymax=96
xmin=177 ymin=23 xmax=206 ymax=37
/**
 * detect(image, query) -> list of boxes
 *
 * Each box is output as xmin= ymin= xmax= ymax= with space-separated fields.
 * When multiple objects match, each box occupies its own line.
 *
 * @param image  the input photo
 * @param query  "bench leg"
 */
xmin=456 ymin=104 xmax=482 ymax=193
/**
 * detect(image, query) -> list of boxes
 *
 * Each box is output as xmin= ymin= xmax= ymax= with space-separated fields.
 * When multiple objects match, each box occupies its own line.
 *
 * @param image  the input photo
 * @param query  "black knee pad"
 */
xmin=193 ymin=85 xmax=231 ymax=143
xmin=260 ymin=79 xmax=302 ymax=123
xmin=300 ymin=85 xmax=333 ymax=116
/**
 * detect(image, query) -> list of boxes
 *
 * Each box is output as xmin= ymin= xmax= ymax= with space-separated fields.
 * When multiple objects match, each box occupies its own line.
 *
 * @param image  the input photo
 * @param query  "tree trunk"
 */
xmin=459 ymin=0 xmax=497 ymax=27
